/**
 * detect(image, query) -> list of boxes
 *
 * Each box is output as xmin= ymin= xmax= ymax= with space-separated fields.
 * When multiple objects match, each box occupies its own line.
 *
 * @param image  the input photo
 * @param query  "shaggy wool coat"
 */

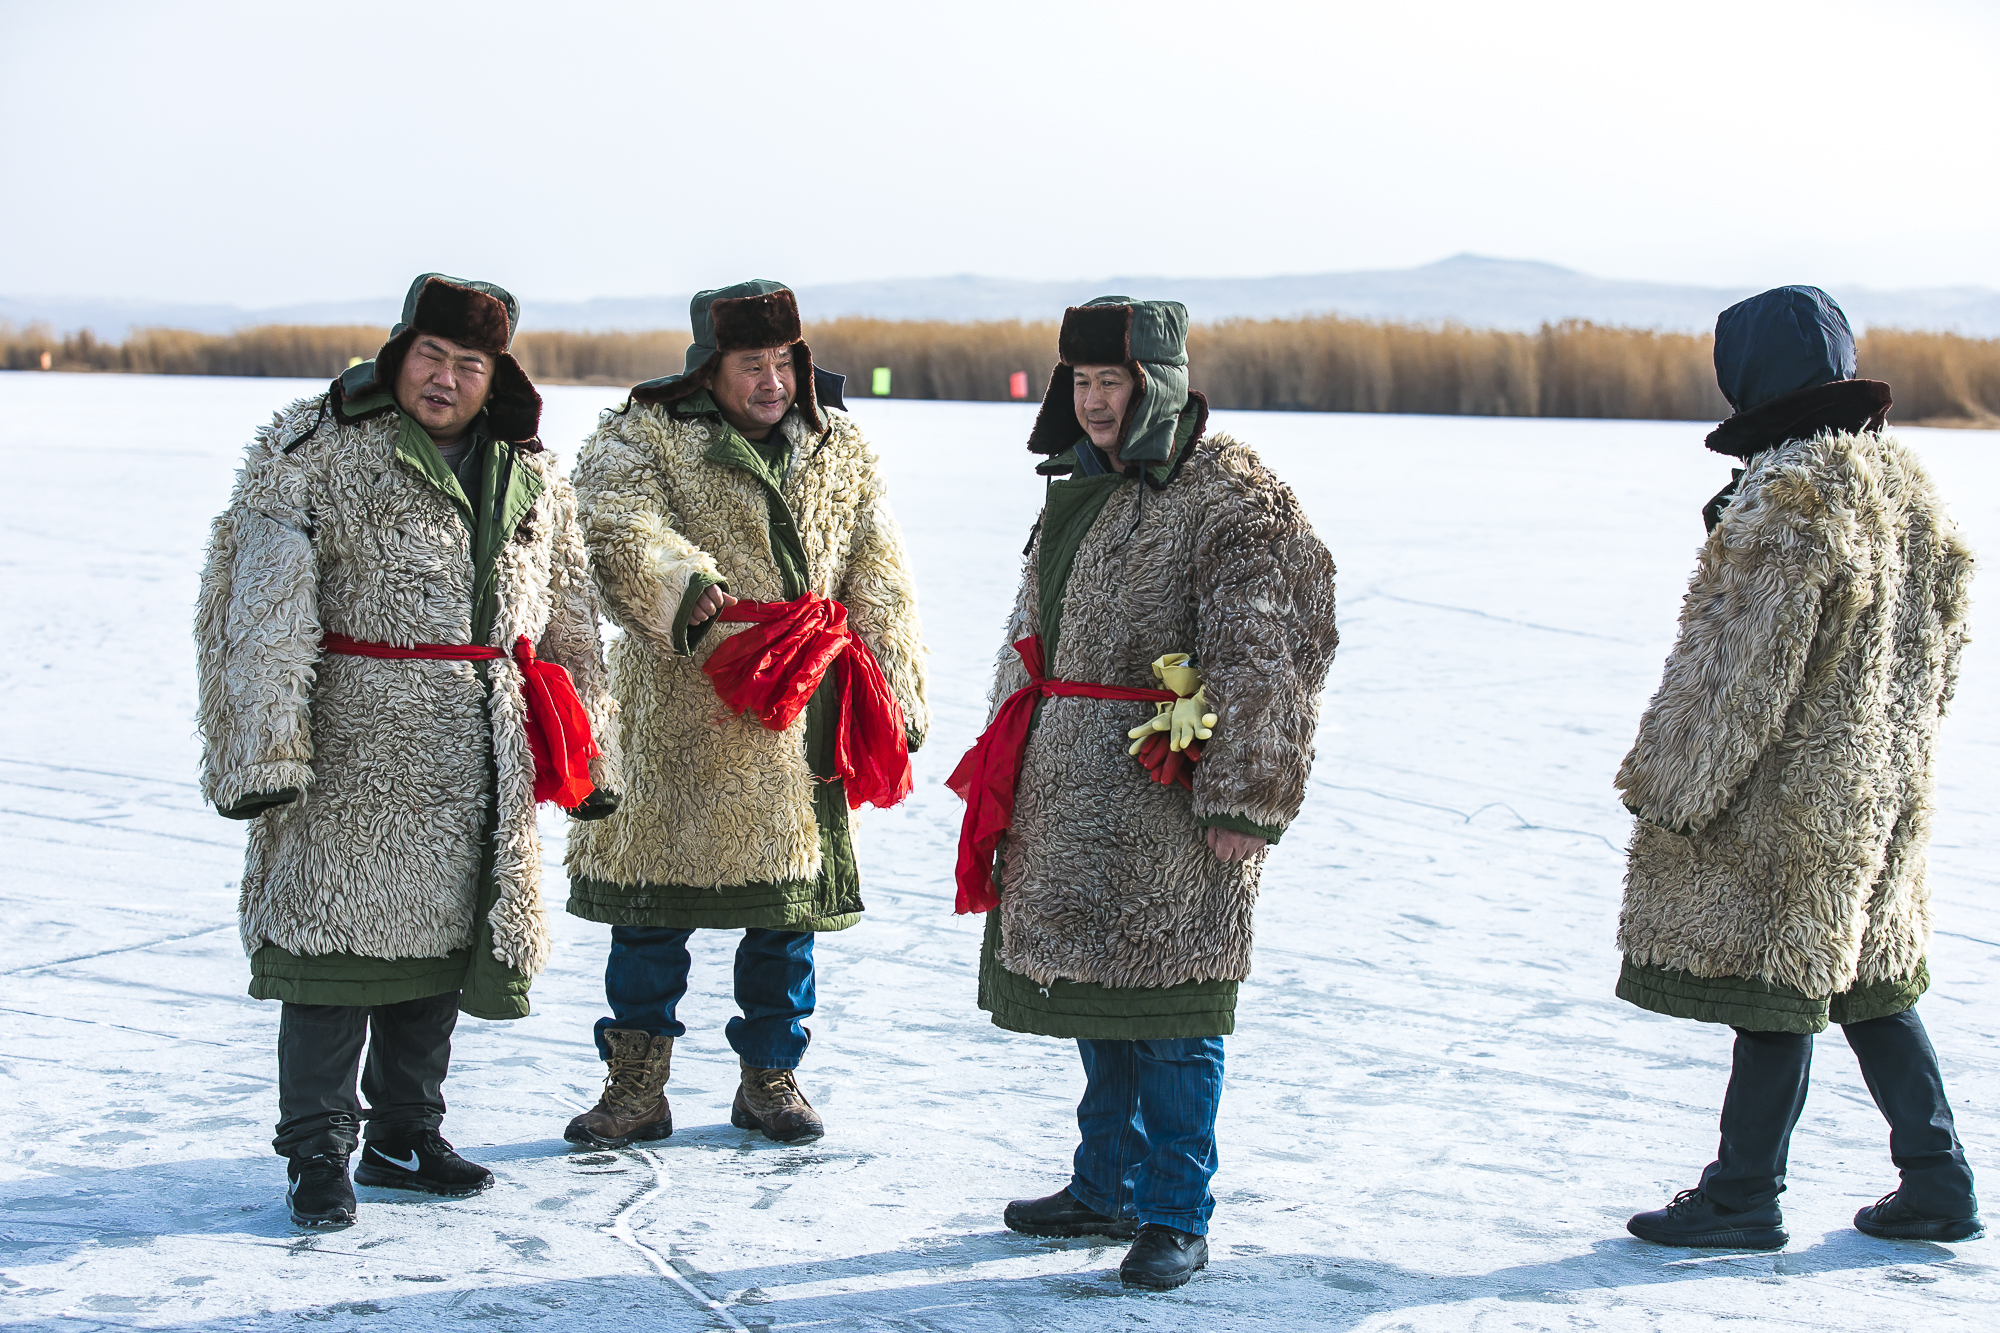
xmin=1616 ymin=428 xmax=1973 ymax=1006
xmin=196 ymin=395 xmax=621 ymax=998
xmin=989 ymin=432 xmax=1339 ymax=991
xmin=564 ymin=401 xmax=927 ymax=917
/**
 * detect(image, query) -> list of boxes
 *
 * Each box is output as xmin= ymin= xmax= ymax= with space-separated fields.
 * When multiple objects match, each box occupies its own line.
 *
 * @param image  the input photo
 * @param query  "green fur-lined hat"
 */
xmin=1027 ymin=296 xmax=1205 ymax=479
xmin=337 ymin=272 xmax=543 ymax=445
xmin=628 ymin=279 xmax=835 ymax=430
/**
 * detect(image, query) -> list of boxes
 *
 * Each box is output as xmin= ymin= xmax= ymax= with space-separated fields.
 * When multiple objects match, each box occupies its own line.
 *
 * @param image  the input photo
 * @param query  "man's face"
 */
xmin=1073 ymin=364 xmax=1136 ymax=454
xmin=393 ymin=333 xmax=493 ymax=443
xmin=711 ymin=346 xmax=796 ymax=438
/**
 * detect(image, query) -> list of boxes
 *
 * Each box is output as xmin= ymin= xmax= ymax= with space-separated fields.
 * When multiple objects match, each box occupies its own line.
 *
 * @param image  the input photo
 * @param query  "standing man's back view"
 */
xmin=1616 ymin=286 xmax=1981 ymax=1249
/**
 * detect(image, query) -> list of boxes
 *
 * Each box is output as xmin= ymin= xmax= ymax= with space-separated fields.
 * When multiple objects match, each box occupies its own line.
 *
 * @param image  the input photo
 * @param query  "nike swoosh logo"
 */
xmin=372 ymin=1147 xmax=422 ymax=1172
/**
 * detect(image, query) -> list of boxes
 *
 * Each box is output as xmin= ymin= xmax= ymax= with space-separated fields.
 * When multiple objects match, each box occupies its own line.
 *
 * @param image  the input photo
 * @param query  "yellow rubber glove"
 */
xmin=1165 ymin=687 xmax=1217 ymax=751
xmin=1125 ymin=653 xmax=1219 ymax=753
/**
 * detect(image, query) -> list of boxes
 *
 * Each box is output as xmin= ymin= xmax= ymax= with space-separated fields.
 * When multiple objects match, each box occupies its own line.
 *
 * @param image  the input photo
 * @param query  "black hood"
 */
xmin=1713 ymin=285 xmax=1857 ymax=414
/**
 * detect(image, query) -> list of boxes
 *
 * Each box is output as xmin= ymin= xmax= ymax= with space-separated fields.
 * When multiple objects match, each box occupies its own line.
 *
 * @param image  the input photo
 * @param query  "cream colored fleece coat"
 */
xmin=565 ymin=403 xmax=927 ymax=890
xmin=990 ymin=433 xmax=1339 ymax=989
xmin=195 ymin=396 xmax=621 ymax=974
xmin=1616 ymin=428 xmax=1974 ymax=998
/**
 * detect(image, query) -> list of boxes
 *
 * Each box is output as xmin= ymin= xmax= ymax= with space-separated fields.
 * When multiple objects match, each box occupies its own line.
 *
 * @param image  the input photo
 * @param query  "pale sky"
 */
xmin=3 ymin=0 xmax=1996 ymax=307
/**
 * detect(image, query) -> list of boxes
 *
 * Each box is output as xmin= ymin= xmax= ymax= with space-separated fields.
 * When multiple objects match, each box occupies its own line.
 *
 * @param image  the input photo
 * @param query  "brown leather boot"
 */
xmin=564 ymin=1029 xmax=674 ymax=1149
xmin=729 ymin=1061 xmax=825 ymax=1143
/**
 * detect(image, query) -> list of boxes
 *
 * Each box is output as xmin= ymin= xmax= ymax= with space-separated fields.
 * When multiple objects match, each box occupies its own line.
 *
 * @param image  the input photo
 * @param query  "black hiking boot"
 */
xmin=1627 ymin=1187 xmax=1787 ymax=1249
xmin=353 ymin=1131 xmax=494 ymax=1197
xmin=1854 ymin=1190 xmax=1985 ymax=1242
xmin=1119 ymin=1224 xmax=1209 ymax=1289
xmin=286 ymin=1153 xmax=356 ymax=1228
xmin=1003 ymin=1187 xmax=1137 ymax=1240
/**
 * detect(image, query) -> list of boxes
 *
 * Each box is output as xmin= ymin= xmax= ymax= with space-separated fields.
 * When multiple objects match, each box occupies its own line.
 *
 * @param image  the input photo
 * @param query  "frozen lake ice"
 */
xmin=2 ymin=372 xmax=1997 ymax=1330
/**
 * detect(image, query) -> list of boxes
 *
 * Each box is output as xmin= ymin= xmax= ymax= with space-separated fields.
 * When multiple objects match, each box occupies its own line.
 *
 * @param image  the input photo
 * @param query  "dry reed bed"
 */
xmin=5 ymin=316 xmax=1997 ymax=424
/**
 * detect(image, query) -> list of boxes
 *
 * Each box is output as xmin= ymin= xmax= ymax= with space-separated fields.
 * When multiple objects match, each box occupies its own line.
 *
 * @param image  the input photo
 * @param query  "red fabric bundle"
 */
xmin=944 ymin=636 xmax=1175 ymax=915
xmin=320 ymin=632 xmax=599 ymax=808
xmin=704 ymin=593 xmax=912 ymax=812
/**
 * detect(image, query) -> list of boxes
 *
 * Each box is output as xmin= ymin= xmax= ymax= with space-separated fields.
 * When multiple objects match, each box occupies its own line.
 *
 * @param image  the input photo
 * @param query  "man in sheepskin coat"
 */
xmin=1617 ymin=286 xmax=1981 ymax=1249
xmin=564 ymin=280 xmax=926 ymax=1149
xmin=197 ymin=273 xmax=621 ymax=1227
xmin=957 ymin=297 xmax=1338 ymax=1288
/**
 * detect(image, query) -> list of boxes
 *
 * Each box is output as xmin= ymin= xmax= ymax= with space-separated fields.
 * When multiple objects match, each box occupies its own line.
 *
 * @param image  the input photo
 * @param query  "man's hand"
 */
xmin=1206 ymin=827 xmax=1267 ymax=862
xmin=687 ymin=584 xmax=739 ymax=627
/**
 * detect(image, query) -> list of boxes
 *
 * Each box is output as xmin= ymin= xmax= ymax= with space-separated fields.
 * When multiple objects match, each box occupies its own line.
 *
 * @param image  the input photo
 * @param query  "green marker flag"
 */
xmin=872 ymin=367 xmax=892 ymax=396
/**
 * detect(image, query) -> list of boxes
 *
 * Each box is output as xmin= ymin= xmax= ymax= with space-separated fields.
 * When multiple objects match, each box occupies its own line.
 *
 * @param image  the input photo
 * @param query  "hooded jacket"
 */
xmin=978 ymin=298 xmax=1340 ymax=1039
xmin=565 ymin=282 xmax=927 ymax=931
xmin=1614 ymin=287 xmax=1972 ymax=1033
xmin=195 ymin=275 xmax=621 ymax=1019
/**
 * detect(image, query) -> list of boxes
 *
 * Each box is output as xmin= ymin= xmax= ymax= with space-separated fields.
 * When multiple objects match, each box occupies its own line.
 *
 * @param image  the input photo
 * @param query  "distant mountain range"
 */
xmin=9 ymin=255 xmax=1999 ymax=341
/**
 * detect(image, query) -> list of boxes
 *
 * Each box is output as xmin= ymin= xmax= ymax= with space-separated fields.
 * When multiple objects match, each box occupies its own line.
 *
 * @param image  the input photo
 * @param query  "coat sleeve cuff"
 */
xmin=218 ymin=788 xmax=300 ymax=820
xmin=1623 ymin=800 xmax=1693 ymax=838
xmin=672 ymin=574 xmax=727 ymax=656
xmin=1198 ymin=812 xmax=1285 ymax=844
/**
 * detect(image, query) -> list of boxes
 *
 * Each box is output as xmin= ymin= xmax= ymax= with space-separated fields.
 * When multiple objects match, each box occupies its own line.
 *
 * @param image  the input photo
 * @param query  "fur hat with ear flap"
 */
xmin=628 ymin=279 xmax=841 ymax=430
xmin=1026 ymin=296 xmax=1207 ymax=484
xmin=335 ymin=272 xmax=545 ymax=446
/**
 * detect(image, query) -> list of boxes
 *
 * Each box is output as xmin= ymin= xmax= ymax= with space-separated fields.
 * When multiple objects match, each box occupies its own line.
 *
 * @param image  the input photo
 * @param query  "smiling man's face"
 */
xmin=394 ymin=333 xmax=494 ymax=446
xmin=1072 ymin=363 xmax=1137 ymax=464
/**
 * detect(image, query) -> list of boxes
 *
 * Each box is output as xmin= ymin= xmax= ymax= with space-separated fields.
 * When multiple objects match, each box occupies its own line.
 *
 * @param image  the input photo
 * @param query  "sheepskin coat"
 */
xmin=1616 ymin=427 xmax=1973 ymax=1024
xmin=565 ymin=397 xmax=926 ymax=929
xmin=985 ymin=431 xmax=1339 ymax=1008
xmin=196 ymin=394 xmax=620 ymax=1015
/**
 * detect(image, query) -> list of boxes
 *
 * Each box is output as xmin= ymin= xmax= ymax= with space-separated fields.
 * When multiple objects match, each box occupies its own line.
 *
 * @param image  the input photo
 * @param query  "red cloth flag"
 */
xmin=944 ymin=636 xmax=1175 ymax=914
xmin=704 ymin=593 xmax=913 ymax=812
xmin=320 ymin=632 xmax=599 ymax=808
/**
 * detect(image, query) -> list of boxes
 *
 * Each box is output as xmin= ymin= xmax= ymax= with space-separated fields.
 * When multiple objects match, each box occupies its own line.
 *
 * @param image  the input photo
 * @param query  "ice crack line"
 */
xmin=1368 ymin=590 xmax=1637 ymax=643
xmin=602 ymin=1148 xmax=748 ymax=1331
xmin=0 ymin=923 xmax=234 ymax=978
xmin=1312 ymin=781 xmax=1624 ymax=854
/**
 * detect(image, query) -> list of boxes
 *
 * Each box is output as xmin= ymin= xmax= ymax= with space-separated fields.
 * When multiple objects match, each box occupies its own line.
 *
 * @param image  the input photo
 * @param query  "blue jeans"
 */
xmin=1068 ymin=1037 xmax=1224 ymax=1235
xmin=595 ymin=926 xmax=815 ymax=1069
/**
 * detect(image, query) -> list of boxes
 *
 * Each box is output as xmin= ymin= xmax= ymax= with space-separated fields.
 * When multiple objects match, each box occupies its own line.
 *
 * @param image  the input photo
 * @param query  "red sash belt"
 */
xmin=320 ymin=632 xmax=599 ymax=809
xmin=944 ymin=635 xmax=1175 ymax=915
xmin=703 ymin=592 xmax=912 ymax=812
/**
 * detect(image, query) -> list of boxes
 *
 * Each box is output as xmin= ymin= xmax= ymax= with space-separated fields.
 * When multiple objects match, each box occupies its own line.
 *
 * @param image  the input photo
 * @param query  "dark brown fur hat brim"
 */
xmin=711 ymin=289 xmax=803 ymax=353
xmin=409 ymin=277 xmax=514 ymax=357
xmin=1058 ymin=303 xmax=1133 ymax=367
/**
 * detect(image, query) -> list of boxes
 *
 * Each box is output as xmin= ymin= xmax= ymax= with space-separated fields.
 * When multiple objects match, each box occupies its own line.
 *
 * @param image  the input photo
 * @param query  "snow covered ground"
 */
xmin=3 ymin=373 xmax=1997 ymax=1331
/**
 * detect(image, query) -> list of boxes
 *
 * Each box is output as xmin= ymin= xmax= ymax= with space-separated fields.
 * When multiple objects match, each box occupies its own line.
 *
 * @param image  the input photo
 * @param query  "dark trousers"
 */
xmin=1067 ymin=1037 xmax=1225 ymax=1235
xmin=273 ymin=992 xmax=458 ymax=1159
xmin=595 ymin=926 xmax=815 ymax=1070
xmin=1702 ymin=1008 xmax=1977 ymax=1217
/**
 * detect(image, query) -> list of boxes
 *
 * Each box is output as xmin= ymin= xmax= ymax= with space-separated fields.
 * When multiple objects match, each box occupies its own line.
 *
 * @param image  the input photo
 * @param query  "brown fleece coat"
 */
xmin=1616 ymin=428 xmax=1974 ymax=998
xmin=196 ymin=396 xmax=621 ymax=975
xmin=565 ymin=403 xmax=927 ymax=892
xmin=991 ymin=433 xmax=1339 ymax=989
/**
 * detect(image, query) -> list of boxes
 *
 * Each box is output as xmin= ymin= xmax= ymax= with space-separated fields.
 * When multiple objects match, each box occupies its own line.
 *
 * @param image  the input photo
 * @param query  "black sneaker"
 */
xmin=1003 ymin=1187 xmax=1138 ymax=1239
xmin=1627 ymin=1187 xmax=1787 ymax=1249
xmin=1119 ymin=1224 xmax=1209 ymax=1289
xmin=1854 ymin=1190 xmax=1985 ymax=1242
xmin=286 ymin=1153 xmax=357 ymax=1228
xmin=353 ymin=1132 xmax=494 ymax=1197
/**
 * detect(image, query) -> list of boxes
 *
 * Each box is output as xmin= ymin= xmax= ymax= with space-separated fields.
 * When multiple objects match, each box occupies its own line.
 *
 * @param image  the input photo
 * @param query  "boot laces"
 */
xmin=749 ymin=1067 xmax=806 ymax=1108
xmin=1665 ymin=1188 xmax=1708 ymax=1217
xmin=603 ymin=1046 xmax=666 ymax=1115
